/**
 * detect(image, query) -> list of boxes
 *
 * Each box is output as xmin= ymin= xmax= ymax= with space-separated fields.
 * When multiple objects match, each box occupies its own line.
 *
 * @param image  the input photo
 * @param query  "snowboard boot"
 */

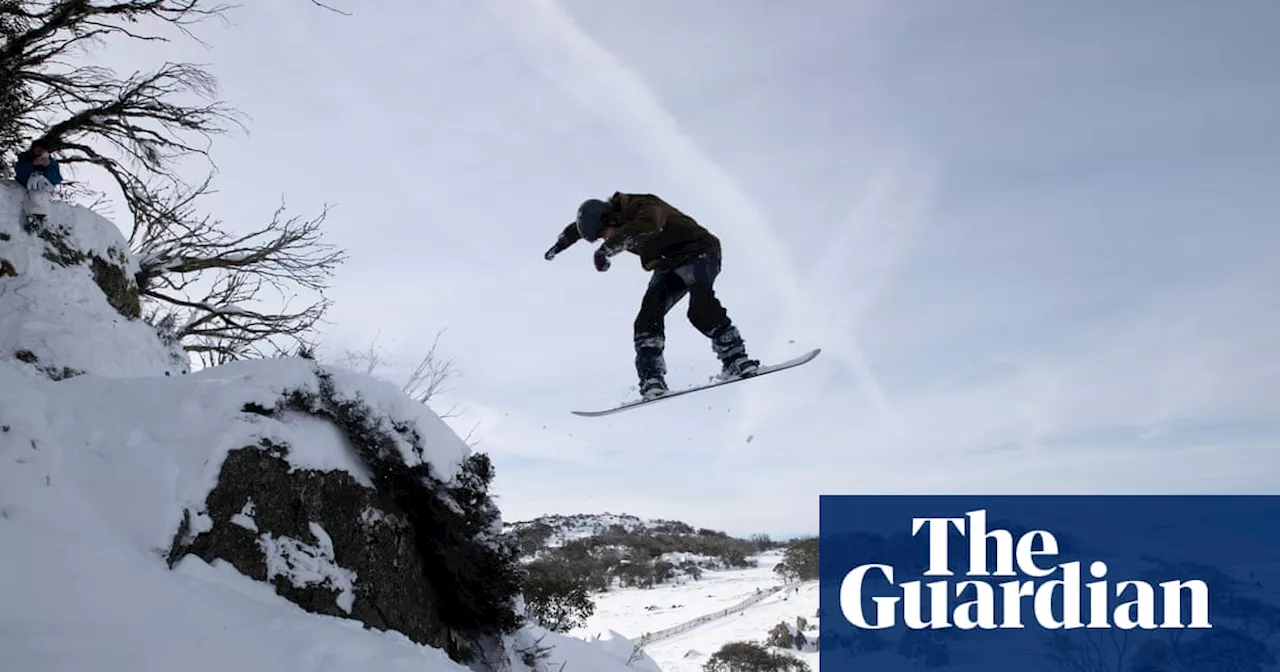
xmin=710 ymin=324 xmax=760 ymax=380
xmin=640 ymin=376 xmax=668 ymax=400
xmin=722 ymin=352 xmax=761 ymax=379
xmin=635 ymin=333 xmax=669 ymax=399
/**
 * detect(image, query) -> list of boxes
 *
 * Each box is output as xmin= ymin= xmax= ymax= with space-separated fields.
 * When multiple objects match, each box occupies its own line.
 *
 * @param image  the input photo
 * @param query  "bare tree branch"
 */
xmin=2 ymin=0 xmax=349 ymax=362
xmin=402 ymin=328 xmax=461 ymax=410
xmin=309 ymin=0 xmax=350 ymax=16
xmin=131 ymin=177 xmax=346 ymax=361
xmin=323 ymin=328 xmax=470 ymax=426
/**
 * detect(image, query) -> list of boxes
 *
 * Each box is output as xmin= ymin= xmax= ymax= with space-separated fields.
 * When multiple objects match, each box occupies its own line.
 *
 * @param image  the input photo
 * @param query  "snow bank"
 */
xmin=0 ymin=182 xmax=661 ymax=671
xmin=2 ymin=355 xmax=469 ymax=563
xmin=0 ymin=356 xmax=660 ymax=670
xmin=0 ymin=360 xmax=453 ymax=671
xmin=509 ymin=627 xmax=663 ymax=672
xmin=0 ymin=181 xmax=186 ymax=379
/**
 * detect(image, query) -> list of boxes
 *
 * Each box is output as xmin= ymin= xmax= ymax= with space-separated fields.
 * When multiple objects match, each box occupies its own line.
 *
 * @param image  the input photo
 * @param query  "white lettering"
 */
xmin=1015 ymin=528 xmax=1058 ymax=578
xmin=840 ymin=564 xmax=897 ymax=629
xmin=913 ymin=516 xmax=966 ymax=576
xmin=1159 ymin=580 xmax=1211 ymax=628
xmin=1033 ymin=560 xmax=1082 ymax=628
xmin=965 ymin=509 xmax=1017 ymax=576
xmin=954 ymin=581 xmax=996 ymax=629
xmin=1114 ymin=581 xmax=1156 ymax=629
xmin=836 ymin=510 xmax=1214 ymax=632
xmin=902 ymin=580 xmax=951 ymax=629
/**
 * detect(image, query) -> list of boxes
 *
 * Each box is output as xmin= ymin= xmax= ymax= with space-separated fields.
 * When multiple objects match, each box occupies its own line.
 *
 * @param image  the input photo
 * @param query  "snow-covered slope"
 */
xmin=0 ymin=181 xmax=657 ymax=672
xmin=506 ymin=512 xmax=703 ymax=548
xmin=0 ymin=181 xmax=186 ymax=379
xmin=573 ymin=550 xmax=819 ymax=671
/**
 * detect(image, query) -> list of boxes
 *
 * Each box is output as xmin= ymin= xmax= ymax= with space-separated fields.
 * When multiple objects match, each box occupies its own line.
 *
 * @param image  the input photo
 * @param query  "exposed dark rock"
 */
xmin=10 ymin=348 xmax=83 ymax=380
xmin=169 ymin=365 xmax=523 ymax=663
xmin=90 ymin=255 xmax=140 ymax=318
xmin=170 ymin=440 xmax=452 ymax=652
xmin=25 ymin=218 xmax=141 ymax=320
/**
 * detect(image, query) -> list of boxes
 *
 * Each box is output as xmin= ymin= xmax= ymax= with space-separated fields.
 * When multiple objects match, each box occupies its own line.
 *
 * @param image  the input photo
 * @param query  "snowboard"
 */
xmin=571 ymin=348 xmax=821 ymax=417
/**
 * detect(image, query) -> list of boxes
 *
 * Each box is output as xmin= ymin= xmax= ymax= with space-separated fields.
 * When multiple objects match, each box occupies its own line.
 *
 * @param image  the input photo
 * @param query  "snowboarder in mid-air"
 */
xmin=544 ymin=192 xmax=760 ymax=400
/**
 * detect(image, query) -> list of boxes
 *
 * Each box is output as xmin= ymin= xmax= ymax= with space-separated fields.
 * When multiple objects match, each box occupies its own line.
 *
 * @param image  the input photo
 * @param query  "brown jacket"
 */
xmin=555 ymin=192 xmax=721 ymax=272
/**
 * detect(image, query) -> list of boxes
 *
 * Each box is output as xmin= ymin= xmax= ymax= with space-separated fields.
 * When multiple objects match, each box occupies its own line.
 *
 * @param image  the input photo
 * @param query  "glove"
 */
xmin=27 ymin=174 xmax=51 ymax=192
xmin=545 ymin=232 xmax=572 ymax=261
xmin=593 ymin=247 xmax=611 ymax=272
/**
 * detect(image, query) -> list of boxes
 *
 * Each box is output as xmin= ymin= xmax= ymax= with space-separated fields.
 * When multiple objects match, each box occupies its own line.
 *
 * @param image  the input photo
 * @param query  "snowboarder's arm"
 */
xmin=600 ymin=204 xmax=667 ymax=256
xmin=43 ymin=158 xmax=62 ymax=185
xmin=544 ymin=221 xmax=581 ymax=260
xmin=13 ymin=155 xmax=32 ymax=186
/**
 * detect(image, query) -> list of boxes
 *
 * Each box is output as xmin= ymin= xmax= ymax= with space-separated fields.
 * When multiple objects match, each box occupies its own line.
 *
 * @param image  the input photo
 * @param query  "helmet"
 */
xmin=576 ymin=198 xmax=611 ymax=242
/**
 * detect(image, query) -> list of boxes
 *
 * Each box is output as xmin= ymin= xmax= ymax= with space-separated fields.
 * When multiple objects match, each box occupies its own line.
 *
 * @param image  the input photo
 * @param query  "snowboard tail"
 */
xmin=571 ymin=348 xmax=821 ymax=417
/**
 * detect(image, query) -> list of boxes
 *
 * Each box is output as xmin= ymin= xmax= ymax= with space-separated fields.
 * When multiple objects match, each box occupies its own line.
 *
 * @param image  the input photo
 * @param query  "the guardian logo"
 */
xmin=840 ymin=509 xmax=1212 ymax=631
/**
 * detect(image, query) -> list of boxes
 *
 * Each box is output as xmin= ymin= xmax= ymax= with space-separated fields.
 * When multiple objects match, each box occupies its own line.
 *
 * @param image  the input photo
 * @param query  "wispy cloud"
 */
xmin=475 ymin=0 xmax=808 ymax=317
xmin=68 ymin=0 xmax=1280 ymax=536
xmin=476 ymin=0 xmax=918 ymax=444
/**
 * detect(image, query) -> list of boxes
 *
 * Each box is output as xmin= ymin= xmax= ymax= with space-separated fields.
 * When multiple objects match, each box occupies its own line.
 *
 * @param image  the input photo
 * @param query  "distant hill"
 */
xmin=504 ymin=513 xmax=783 ymax=591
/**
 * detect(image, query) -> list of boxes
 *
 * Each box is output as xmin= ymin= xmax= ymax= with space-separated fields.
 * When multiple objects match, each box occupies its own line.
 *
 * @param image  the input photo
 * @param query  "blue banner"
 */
xmin=819 ymin=495 xmax=1280 ymax=671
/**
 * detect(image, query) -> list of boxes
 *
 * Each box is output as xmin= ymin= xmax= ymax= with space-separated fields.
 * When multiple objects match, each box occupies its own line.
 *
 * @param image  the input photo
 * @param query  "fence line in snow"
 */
xmin=635 ymin=581 xmax=804 ymax=647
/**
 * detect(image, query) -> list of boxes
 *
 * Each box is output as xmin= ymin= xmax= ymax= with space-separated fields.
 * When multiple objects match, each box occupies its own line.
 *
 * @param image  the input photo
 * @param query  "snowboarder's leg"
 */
xmin=678 ymin=254 xmax=760 ymax=379
xmin=633 ymin=270 xmax=688 ymax=398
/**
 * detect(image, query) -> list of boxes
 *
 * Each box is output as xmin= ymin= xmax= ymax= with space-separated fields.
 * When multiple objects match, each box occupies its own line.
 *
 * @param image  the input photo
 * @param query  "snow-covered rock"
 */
xmin=0 ymin=180 xmax=187 ymax=379
xmin=0 ymin=180 xmax=656 ymax=671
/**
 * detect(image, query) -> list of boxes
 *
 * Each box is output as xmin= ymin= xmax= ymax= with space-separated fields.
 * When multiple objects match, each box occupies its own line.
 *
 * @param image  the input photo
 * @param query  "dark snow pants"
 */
xmin=633 ymin=252 xmax=747 ymax=381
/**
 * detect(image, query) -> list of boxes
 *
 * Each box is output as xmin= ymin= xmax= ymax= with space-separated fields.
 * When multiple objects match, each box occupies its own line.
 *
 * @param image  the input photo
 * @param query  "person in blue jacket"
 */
xmin=13 ymin=138 xmax=62 ymax=191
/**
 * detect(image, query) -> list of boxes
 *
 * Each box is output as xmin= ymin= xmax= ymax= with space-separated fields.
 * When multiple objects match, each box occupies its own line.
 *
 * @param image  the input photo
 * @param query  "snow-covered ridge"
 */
xmin=505 ymin=512 xmax=733 ymax=549
xmin=0 ymin=181 xmax=659 ymax=671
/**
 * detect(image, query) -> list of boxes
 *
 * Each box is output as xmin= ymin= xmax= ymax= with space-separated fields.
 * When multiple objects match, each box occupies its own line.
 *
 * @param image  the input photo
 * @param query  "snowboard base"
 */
xmin=571 ymin=348 xmax=821 ymax=417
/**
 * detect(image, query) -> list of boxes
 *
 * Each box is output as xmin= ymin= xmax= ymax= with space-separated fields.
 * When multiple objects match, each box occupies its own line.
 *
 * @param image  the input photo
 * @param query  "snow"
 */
xmin=231 ymin=498 xmax=259 ymax=531
xmin=575 ymin=551 xmax=792 ymax=637
xmin=507 ymin=512 xmax=717 ymax=552
xmin=0 ymin=181 xmax=185 ymax=379
xmin=0 ymin=182 xmax=647 ymax=672
xmin=260 ymin=522 xmax=358 ymax=614
xmin=638 ymin=581 xmax=820 ymax=672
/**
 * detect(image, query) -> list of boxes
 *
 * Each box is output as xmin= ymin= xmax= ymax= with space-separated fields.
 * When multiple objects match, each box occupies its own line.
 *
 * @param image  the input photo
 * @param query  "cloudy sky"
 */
xmin=79 ymin=0 xmax=1279 ymax=537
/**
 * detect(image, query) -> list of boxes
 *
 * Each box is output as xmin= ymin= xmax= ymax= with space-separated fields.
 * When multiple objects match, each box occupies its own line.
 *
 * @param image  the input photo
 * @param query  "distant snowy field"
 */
xmin=645 ymin=582 xmax=819 ymax=672
xmin=574 ymin=550 xmax=820 ymax=670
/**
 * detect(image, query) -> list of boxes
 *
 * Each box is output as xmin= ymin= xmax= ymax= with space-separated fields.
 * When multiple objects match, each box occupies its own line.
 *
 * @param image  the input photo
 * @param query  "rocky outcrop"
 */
xmin=0 ymin=181 xmax=187 ymax=379
xmin=24 ymin=215 xmax=141 ymax=319
xmin=166 ymin=365 xmax=524 ymax=663
xmin=170 ymin=439 xmax=453 ymax=652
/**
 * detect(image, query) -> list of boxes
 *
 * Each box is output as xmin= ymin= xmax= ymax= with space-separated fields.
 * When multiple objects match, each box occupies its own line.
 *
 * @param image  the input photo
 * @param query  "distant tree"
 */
xmin=898 ymin=629 xmax=950 ymax=668
xmin=703 ymin=641 xmax=810 ymax=672
xmin=775 ymin=537 xmax=818 ymax=582
xmin=767 ymin=622 xmax=806 ymax=650
xmin=520 ymin=559 xmax=595 ymax=633
xmin=653 ymin=559 xmax=676 ymax=584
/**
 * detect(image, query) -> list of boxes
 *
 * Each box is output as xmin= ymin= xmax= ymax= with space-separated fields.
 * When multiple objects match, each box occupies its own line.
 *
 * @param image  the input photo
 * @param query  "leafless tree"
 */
xmin=1042 ymin=630 xmax=1135 ymax=672
xmin=328 ymin=329 xmax=470 ymax=423
xmin=328 ymin=330 xmax=482 ymax=447
xmin=133 ymin=176 xmax=345 ymax=363
xmin=1 ymin=1 xmax=349 ymax=360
